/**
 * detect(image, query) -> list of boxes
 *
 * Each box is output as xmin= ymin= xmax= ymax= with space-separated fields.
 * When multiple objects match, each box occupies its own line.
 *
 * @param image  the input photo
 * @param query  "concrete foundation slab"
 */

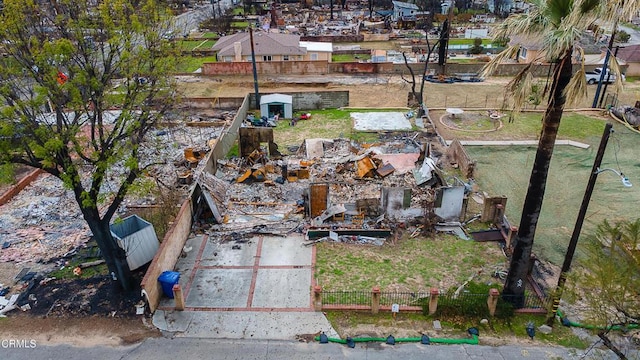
xmin=251 ymin=268 xmax=311 ymax=308
xmin=199 ymin=240 xmax=258 ymax=267
xmin=186 ymin=268 xmax=253 ymax=308
xmin=352 ymin=112 xmax=412 ymax=131
xmin=259 ymin=236 xmax=310 ymax=266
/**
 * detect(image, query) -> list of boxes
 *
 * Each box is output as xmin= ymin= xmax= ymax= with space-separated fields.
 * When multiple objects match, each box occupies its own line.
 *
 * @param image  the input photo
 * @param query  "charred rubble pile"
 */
xmin=192 ymin=132 xmax=475 ymax=246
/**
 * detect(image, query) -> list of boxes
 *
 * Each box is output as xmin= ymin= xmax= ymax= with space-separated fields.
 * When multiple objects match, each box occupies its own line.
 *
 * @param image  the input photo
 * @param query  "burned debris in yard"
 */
xmin=0 ymin=107 xmax=237 ymax=317
xmin=0 ymin=100 xmax=499 ymax=318
xmin=192 ymin=124 xmax=477 ymax=248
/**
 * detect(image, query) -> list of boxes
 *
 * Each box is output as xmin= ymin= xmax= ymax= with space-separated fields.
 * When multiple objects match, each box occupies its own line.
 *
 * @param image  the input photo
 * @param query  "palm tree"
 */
xmin=481 ymin=0 xmax=637 ymax=307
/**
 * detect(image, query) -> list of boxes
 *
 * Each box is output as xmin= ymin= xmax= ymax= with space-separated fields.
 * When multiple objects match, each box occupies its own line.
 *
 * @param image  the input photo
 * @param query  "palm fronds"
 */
xmin=505 ymin=65 xmax=534 ymax=115
xmin=606 ymin=52 xmax=625 ymax=96
xmin=480 ymin=45 xmax=520 ymax=78
xmin=564 ymin=55 xmax=588 ymax=108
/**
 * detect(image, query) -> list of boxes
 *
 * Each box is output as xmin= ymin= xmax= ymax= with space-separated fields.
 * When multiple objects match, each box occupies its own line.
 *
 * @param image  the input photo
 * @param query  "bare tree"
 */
xmin=401 ymin=35 xmax=440 ymax=117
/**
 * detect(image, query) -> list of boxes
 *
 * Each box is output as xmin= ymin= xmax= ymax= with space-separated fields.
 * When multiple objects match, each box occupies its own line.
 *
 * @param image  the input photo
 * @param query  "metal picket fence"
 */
xmin=320 ymin=289 xmax=548 ymax=314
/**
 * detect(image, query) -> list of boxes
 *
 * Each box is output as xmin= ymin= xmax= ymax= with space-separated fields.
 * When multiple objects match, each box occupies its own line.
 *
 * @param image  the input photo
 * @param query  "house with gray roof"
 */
xmin=392 ymin=1 xmax=419 ymax=22
xmin=212 ymin=32 xmax=332 ymax=63
xmin=616 ymin=44 xmax=640 ymax=76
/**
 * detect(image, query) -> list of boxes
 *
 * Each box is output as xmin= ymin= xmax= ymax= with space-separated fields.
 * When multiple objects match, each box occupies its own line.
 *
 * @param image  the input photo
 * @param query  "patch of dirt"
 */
xmin=0 ymin=269 xmax=160 ymax=346
xmin=178 ymin=74 xmax=640 ymax=112
xmin=0 ymin=313 xmax=160 ymax=347
xmin=24 ymin=274 xmax=143 ymax=318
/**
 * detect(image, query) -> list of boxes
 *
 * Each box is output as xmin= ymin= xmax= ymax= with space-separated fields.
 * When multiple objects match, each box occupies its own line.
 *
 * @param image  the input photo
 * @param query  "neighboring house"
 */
xmin=392 ymin=1 xmax=419 ymax=22
xmin=299 ymin=41 xmax=333 ymax=61
xmin=509 ymin=36 xmax=542 ymax=63
xmin=488 ymin=0 xmax=530 ymax=14
xmin=212 ymin=32 xmax=332 ymax=62
xmin=510 ymin=36 xmax=619 ymax=67
xmin=371 ymin=49 xmax=387 ymax=63
xmin=616 ymin=44 xmax=640 ymax=76
xmin=441 ymin=0 xmax=453 ymax=15
xmin=470 ymin=14 xmax=496 ymax=23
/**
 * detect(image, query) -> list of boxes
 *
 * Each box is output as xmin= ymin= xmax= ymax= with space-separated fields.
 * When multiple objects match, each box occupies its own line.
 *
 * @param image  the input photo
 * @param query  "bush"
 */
xmin=422 ymin=282 xmax=515 ymax=320
xmin=615 ymin=30 xmax=631 ymax=43
xmin=0 ymin=163 xmax=16 ymax=185
xmin=469 ymin=37 xmax=484 ymax=55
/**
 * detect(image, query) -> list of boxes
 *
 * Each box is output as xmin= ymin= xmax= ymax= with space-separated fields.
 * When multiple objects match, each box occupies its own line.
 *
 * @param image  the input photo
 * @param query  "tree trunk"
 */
xmin=502 ymin=50 xmax=573 ymax=307
xmin=330 ymin=0 xmax=334 ymax=20
xmin=598 ymin=332 xmax=628 ymax=360
xmin=84 ymin=212 xmax=133 ymax=291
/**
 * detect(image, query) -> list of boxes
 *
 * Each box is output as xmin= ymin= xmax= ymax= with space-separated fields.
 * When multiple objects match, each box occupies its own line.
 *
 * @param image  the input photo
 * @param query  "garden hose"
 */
xmin=315 ymin=332 xmax=479 ymax=345
xmin=557 ymin=310 xmax=640 ymax=331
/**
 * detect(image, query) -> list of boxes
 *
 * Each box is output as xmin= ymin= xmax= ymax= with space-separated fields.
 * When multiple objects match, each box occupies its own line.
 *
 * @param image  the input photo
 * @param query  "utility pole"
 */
xmin=249 ymin=26 xmax=260 ymax=110
xmin=438 ymin=1 xmax=454 ymax=75
xmin=598 ymin=46 xmax=621 ymax=109
xmin=592 ymin=20 xmax=618 ymax=108
xmin=546 ymin=123 xmax=613 ymax=326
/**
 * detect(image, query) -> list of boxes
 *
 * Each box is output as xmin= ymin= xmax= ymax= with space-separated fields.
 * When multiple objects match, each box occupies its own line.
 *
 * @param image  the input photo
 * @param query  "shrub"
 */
xmin=469 ymin=37 xmax=484 ymax=55
xmin=615 ymin=30 xmax=630 ymax=43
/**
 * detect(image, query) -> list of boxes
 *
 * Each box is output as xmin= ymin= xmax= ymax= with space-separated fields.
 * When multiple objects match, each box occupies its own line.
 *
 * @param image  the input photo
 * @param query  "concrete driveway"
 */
xmin=153 ymin=233 xmax=338 ymax=339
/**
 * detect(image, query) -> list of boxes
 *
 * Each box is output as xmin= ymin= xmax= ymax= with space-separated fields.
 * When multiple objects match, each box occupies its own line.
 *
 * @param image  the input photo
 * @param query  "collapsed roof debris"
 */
xmin=194 ymin=130 xmax=466 ymax=243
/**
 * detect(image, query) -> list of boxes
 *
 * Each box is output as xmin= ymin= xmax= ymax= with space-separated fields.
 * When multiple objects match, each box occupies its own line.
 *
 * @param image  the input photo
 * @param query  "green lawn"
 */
xmin=447 ymin=58 xmax=476 ymax=64
xmin=448 ymin=38 xmax=492 ymax=46
xmin=231 ymin=21 xmax=249 ymax=29
xmin=505 ymin=112 xmax=605 ymax=141
xmin=316 ymin=235 xmax=506 ymax=292
xmin=201 ymin=32 xmax=220 ymax=39
xmin=272 ymin=109 xmax=381 ymax=149
xmin=177 ymin=40 xmax=216 ymax=51
xmin=433 ymin=110 xmax=606 ymax=141
xmin=466 ymin=121 xmax=639 ymax=264
xmin=432 ymin=110 xmax=637 ymax=264
xmin=176 ymin=55 xmax=217 ymax=73
xmin=332 ymin=54 xmax=371 ymax=62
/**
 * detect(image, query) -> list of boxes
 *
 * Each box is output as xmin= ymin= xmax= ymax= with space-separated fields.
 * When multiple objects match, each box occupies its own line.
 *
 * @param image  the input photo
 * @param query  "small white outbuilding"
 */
xmin=260 ymin=93 xmax=293 ymax=119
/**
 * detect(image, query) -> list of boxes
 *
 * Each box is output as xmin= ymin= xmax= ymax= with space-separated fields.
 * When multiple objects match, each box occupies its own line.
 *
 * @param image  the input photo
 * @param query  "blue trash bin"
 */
xmin=158 ymin=271 xmax=180 ymax=298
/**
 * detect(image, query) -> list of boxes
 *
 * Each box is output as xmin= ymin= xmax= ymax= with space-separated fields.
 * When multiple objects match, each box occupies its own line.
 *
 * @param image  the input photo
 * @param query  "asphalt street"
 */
xmin=4 ymin=337 xmax=636 ymax=360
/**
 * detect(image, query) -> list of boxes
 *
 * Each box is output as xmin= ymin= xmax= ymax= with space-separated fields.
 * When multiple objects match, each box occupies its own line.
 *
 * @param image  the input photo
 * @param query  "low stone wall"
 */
xmin=203 ymin=61 xmax=329 ymax=76
xmin=363 ymin=33 xmax=390 ymax=42
xmin=0 ymin=168 xmax=43 ymax=206
xmin=301 ymin=35 xmax=364 ymax=43
xmin=329 ymin=62 xmax=395 ymax=74
xmin=141 ymin=198 xmax=193 ymax=312
xmin=248 ymin=91 xmax=349 ymax=111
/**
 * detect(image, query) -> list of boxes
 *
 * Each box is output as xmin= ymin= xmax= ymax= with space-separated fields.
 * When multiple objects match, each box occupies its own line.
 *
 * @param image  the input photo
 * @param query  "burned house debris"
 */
xmin=191 ymin=116 xmax=480 ymax=247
